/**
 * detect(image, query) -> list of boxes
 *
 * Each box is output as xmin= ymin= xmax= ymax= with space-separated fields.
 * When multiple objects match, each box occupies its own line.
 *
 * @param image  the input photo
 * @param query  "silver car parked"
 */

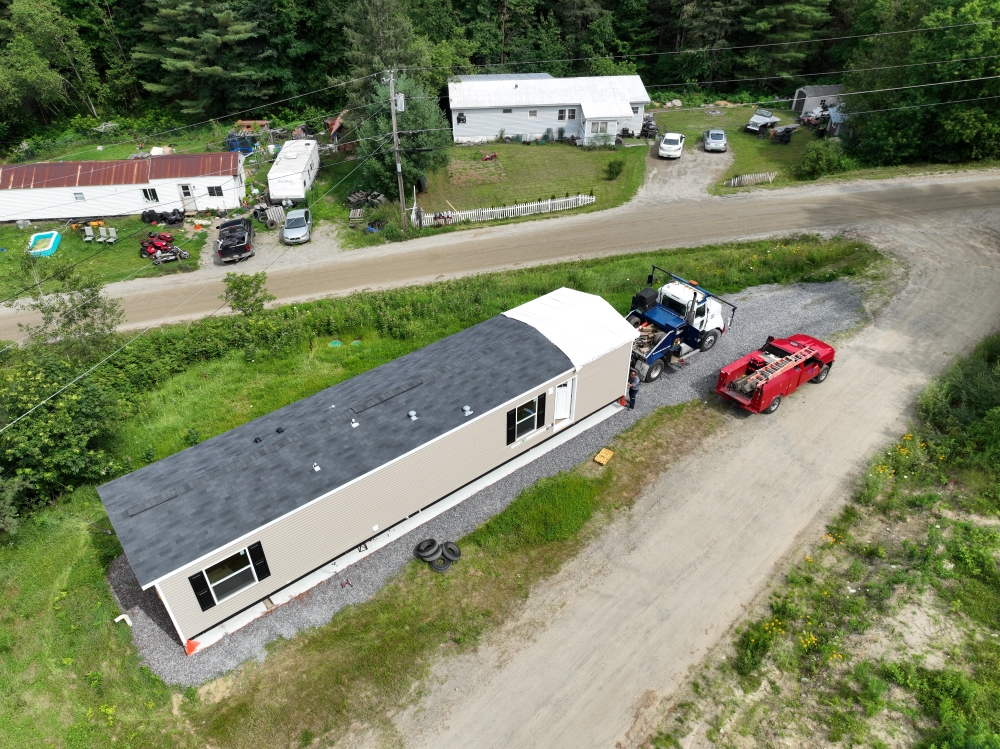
xmin=282 ymin=209 xmax=313 ymax=244
xmin=703 ymin=128 xmax=728 ymax=152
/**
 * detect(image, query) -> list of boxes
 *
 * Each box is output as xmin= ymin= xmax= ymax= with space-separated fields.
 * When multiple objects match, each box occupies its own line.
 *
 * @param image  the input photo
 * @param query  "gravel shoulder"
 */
xmin=392 ymin=210 xmax=1000 ymax=749
xmin=110 ymin=279 xmax=865 ymax=686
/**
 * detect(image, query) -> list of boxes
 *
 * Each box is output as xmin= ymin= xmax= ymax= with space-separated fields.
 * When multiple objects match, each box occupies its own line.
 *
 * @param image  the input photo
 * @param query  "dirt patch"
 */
xmin=197 ymin=676 xmax=235 ymax=705
xmin=447 ymin=158 xmax=506 ymax=187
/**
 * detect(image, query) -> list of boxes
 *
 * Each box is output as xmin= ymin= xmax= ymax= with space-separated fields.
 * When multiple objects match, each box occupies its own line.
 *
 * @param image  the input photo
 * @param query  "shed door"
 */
xmin=555 ymin=382 xmax=572 ymax=420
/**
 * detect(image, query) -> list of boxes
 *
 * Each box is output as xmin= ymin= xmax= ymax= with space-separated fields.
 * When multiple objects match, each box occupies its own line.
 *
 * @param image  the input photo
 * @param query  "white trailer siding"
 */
xmin=267 ymin=140 xmax=320 ymax=202
xmin=0 ymin=154 xmax=246 ymax=221
xmin=453 ymin=105 xmax=586 ymax=143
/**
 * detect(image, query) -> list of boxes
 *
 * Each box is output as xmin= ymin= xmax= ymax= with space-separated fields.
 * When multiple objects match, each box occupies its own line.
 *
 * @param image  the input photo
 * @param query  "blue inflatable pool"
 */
xmin=28 ymin=231 xmax=61 ymax=257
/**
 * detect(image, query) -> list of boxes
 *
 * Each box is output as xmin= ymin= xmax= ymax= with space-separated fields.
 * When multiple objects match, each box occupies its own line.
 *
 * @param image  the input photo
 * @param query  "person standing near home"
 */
xmin=628 ymin=369 xmax=640 ymax=410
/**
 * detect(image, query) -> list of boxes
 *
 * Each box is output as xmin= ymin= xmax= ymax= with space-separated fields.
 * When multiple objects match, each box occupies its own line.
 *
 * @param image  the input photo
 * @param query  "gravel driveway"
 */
xmin=110 ymin=278 xmax=864 ymax=686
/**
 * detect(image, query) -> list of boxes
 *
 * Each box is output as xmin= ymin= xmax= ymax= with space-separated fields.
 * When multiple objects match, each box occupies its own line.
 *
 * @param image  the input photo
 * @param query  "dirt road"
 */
xmin=1 ymin=171 xmax=997 ymax=339
xmin=392 ymin=211 xmax=1000 ymax=749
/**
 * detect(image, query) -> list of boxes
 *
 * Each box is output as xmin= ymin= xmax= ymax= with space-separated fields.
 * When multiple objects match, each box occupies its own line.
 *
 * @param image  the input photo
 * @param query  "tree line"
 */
xmin=0 ymin=0 xmax=997 ymax=165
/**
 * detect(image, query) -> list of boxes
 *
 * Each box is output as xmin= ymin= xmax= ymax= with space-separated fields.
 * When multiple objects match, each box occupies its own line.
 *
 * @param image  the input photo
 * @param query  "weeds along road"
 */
xmin=0 ymin=171 xmax=997 ymax=339
xmin=391 ymin=212 xmax=1000 ymax=749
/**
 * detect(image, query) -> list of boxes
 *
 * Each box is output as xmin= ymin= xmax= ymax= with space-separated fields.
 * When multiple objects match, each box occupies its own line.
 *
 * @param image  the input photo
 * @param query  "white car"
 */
xmin=658 ymin=133 xmax=685 ymax=159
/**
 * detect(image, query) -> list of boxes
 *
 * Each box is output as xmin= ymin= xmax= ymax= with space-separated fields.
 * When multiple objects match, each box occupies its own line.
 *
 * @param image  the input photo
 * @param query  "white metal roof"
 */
xmin=269 ymin=140 xmax=317 ymax=180
xmin=448 ymin=75 xmax=650 ymax=116
xmin=503 ymin=287 xmax=638 ymax=368
xmin=453 ymin=73 xmax=553 ymax=82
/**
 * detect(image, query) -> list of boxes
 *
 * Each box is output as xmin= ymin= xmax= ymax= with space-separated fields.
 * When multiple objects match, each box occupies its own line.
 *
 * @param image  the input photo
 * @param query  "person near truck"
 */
xmin=628 ymin=370 xmax=640 ymax=410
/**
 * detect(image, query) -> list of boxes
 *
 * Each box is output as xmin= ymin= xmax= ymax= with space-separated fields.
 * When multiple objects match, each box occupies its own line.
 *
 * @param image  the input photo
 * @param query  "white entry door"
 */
xmin=178 ymin=184 xmax=197 ymax=211
xmin=554 ymin=380 xmax=574 ymax=421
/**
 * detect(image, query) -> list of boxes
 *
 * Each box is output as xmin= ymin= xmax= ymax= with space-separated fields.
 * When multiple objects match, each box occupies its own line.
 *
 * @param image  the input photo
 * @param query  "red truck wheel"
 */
xmin=763 ymin=395 xmax=782 ymax=414
xmin=812 ymin=365 xmax=831 ymax=383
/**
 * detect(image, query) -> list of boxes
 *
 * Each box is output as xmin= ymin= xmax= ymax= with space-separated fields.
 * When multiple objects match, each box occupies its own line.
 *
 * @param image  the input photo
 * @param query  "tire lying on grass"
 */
xmin=441 ymin=541 xmax=462 ymax=561
xmin=429 ymin=556 xmax=452 ymax=573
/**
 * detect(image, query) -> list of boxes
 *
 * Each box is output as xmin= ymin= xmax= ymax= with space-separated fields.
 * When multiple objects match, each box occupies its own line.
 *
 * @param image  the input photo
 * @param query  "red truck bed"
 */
xmin=715 ymin=334 xmax=835 ymax=414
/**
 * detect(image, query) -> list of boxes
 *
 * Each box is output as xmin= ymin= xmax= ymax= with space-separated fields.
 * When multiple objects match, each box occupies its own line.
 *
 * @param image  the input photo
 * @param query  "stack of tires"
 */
xmin=414 ymin=538 xmax=462 ymax=573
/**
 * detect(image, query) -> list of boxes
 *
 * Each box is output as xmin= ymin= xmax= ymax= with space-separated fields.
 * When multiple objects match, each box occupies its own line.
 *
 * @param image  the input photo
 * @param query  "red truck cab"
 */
xmin=714 ymin=334 xmax=835 ymax=414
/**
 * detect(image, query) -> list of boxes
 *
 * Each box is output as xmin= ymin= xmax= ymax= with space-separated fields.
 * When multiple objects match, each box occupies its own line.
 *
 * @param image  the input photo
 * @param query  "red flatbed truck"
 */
xmin=715 ymin=334 xmax=835 ymax=414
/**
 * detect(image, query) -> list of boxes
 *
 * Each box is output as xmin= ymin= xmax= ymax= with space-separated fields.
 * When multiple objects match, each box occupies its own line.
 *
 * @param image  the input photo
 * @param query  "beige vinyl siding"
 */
xmin=161 ymin=369 xmax=574 ymax=638
xmin=573 ymin=342 xmax=632 ymax=418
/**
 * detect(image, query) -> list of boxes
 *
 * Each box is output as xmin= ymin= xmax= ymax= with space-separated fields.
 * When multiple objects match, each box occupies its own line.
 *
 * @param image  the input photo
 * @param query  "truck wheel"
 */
xmin=414 ymin=539 xmax=441 ymax=561
xmin=699 ymin=330 xmax=720 ymax=352
xmin=811 ymin=365 xmax=831 ymax=383
xmin=645 ymin=360 xmax=664 ymax=382
xmin=429 ymin=556 xmax=452 ymax=573
xmin=763 ymin=395 xmax=781 ymax=414
xmin=441 ymin=541 xmax=462 ymax=561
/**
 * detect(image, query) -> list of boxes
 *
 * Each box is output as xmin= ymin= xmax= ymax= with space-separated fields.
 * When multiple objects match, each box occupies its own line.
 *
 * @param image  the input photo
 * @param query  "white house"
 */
xmin=267 ymin=139 xmax=320 ymax=203
xmin=448 ymin=74 xmax=651 ymax=145
xmin=792 ymin=84 xmax=843 ymax=115
xmin=0 ymin=153 xmax=247 ymax=222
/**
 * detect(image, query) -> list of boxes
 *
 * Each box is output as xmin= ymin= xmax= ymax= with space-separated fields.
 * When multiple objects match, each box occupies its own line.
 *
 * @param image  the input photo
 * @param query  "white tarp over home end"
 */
xmin=504 ymin=287 xmax=638 ymax=368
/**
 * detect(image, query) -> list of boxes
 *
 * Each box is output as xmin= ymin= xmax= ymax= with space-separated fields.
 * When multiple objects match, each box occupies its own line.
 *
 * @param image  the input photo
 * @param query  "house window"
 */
xmin=456 ymin=112 xmax=467 ymax=124
xmin=558 ymin=109 xmax=566 ymax=121
xmin=142 ymin=188 xmax=159 ymax=202
xmin=189 ymin=542 xmax=271 ymax=611
xmin=632 ymin=106 xmax=639 ymax=114
xmin=208 ymin=186 xmax=223 ymax=197
xmin=590 ymin=121 xmax=608 ymax=134
xmin=506 ymin=394 xmax=547 ymax=445
xmin=74 ymin=192 xmax=85 ymax=201
xmin=568 ymin=109 xmax=577 ymax=120
xmin=528 ymin=110 xmax=537 ymax=118
xmin=502 ymin=108 xmax=512 ymax=114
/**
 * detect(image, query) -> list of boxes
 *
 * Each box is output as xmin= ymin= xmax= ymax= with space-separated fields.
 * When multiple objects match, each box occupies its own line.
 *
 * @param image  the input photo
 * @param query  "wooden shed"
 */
xmin=97 ymin=288 xmax=637 ymax=652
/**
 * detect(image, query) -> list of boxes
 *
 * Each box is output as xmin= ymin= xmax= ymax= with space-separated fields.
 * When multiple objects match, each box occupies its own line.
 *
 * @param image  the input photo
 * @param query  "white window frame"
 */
xmin=142 ymin=188 xmax=159 ymax=203
xmin=528 ymin=110 xmax=537 ymax=118
xmin=203 ymin=547 xmax=258 ymax=604
xmin=568 ymin=109 xmax=576 ymax=120
xmin=632 ymin=106 xmax=639 ymax=114
xmin=590 ymin=121 xmax=609 ymax=134
xmin=558 ymin=109 xmax=566 ymax=121
xmin=515 ymin=396 xmax=538 ymax=439
xmin=74 ymin=192 xmax=85 ymax=201
xmin=208 ymin=186 xmax=224 ymax=197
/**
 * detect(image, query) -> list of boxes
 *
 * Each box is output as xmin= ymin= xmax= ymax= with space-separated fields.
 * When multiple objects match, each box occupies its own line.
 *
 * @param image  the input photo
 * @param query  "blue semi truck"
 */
xmin=626 ymin=266 xmax=738 ymax=382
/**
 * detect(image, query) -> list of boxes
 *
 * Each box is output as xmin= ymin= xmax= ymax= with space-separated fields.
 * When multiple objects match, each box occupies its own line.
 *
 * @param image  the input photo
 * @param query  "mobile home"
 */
xmin=0 ymin=153 xmax=246 ymax=222
xmin=267 ymin=139 xmax=320 ymax=203
xmin=97 ymin=288 xmax=637 ymax=651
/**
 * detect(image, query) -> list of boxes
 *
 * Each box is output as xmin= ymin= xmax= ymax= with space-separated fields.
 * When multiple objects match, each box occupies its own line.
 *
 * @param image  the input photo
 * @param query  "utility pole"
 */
xmin=388 ymin=69 xmax=407 ymax=230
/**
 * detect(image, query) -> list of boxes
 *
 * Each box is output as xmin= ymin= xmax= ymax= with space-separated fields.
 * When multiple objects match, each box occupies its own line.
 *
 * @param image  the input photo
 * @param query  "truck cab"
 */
xmin=627 ymin=268 xmax=736 ymax=382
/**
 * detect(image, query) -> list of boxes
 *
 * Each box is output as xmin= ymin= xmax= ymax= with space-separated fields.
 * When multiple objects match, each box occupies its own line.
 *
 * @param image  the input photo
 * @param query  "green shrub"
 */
xmin=796 ymin=139 xmax=846 ymax=180
xmin=606 ymin=157 xmax=626 ymax=180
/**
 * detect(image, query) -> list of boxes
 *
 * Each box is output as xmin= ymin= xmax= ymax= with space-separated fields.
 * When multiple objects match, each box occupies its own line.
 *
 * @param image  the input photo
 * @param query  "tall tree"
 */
xmin=740 ymin=0 xmax=832 ymax=79
xmin=132 ymin=0 xmax=258 ymax=115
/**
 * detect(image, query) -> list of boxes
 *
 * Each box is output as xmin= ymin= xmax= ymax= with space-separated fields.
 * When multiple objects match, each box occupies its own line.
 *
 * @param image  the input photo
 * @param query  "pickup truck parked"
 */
xmin=216 ymin=217 xmax=255 ymax=263
xmin=715 ymin=334 xmax=835 ymax=414
xmin=627 ymin=267 xmax=737 ymax=382
xmin=745 ymin=108 xmax=781 ymax=133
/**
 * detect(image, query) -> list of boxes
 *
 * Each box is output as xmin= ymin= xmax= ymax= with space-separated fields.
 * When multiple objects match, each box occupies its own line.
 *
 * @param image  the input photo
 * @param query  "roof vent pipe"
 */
xmin=408 ymin=410 xmax=418 ymax=421
xmin=462 ymin=405 xmax=473 ymax=416
xmin=312 ymin=463 xmax=321 ymax=472
xmin=350 ymin=418 xmax=359 ymax=428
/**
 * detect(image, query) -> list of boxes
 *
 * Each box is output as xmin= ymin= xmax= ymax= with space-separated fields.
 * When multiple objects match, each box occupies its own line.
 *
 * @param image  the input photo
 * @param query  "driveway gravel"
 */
xmin=109 ymin=278 xmax=864 ymax=686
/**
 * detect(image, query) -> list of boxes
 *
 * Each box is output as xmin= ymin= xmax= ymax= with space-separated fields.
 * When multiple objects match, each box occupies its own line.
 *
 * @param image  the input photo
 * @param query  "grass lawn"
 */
xmin=0 ymin=219 xmax=208 ymax=304
xmin=653 ymin=105 xmax=812 ymax=193
xmin=1 ymin=235 xmax=881 ymax=748
xmin=419 ymin=141 xmax=646 ymax=213
xmin=31 ymin=126 xmax=223 ymax=163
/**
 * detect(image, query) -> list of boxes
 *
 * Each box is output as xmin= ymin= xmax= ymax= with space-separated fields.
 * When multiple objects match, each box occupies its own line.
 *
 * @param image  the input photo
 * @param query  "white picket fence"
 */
xmin=445 ymin=194 xmax=596 ymax=223
xmin=723 ymin=172 xmax=778 ymax=187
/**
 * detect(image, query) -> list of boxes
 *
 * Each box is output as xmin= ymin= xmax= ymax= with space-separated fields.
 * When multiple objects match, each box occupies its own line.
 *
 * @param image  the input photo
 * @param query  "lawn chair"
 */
xmin=83 ymin=226 xmax=95 ymax=242
xmin=107 ymin=227 xmax=118 ymax=245
xmin=97 ymin=227 xmax=109 ymax=243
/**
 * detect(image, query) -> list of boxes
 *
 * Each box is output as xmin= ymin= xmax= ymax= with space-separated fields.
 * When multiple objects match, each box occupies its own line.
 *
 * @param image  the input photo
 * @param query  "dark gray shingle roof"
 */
xmin=97 ymin=316 xmax=572 ymax=586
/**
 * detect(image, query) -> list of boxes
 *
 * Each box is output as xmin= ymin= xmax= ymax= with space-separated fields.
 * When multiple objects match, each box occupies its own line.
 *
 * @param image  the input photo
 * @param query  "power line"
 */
xmin=644 ymin=53 xmax=1000 ymax=90
xmin=398 ymin=20 xmax=999 ymax=72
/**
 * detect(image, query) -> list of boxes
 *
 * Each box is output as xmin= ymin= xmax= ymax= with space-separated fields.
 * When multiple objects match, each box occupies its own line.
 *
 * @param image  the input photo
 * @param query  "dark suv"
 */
xmin=216 ymin=217 xmax=255 ymax=263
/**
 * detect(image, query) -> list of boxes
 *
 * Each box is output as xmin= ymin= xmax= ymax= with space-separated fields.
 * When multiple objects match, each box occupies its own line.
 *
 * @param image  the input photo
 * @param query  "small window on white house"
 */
xmin=142 ymin=188 xmax=159 ymax=202
xmin=456 ymin=112 xmax=467 ymax=124
xmin=74 ymin=192 xmax=85 ymax=201
xmin=590 ymin=121 xmax=609 ymax=134
xmin=632 ymin=106 xmax=639 ymax=114
xmin=502 ymin=108 xmax=512 ymax=114
xmin=528 ymin=110 xmax=537 ymax=117
xmin=205 ymin=549 xmax=257 ymax=602
xmin=208 ymin=186 xmax=223 ymax=197
xmin=558 ymin=109 xmax=566 ymax=121
xmin=568 ymin=109 xmax=576 ymax=120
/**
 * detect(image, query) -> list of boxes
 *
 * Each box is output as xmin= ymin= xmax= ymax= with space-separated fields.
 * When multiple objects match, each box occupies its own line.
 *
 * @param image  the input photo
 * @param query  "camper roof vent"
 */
xmin=462 ymin=405 xmax=473 ymax=416
xmin=408 ymin=410 xmax=418 ymax=421
xmin=253 ymin=436 xmax=263 ymax=444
